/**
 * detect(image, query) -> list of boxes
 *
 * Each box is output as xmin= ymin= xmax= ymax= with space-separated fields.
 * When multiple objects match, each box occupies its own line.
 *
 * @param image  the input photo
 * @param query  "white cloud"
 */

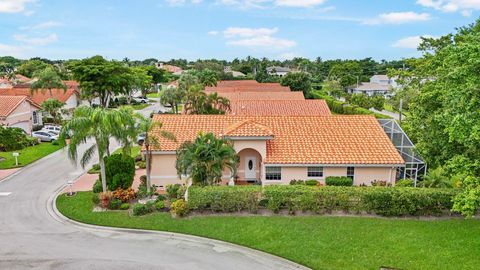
xmin=20 ymin=21 xmax=62 ymax=31
xmin=211 ymin=26 xmax=296 ymax=50
xmin=275 ymin=0 xmax=326 ymax=8
xmin=208 ymin=30 xmax=219 ymax=35
xmin=165 ymin=0 xmax=202 ymax=6
xmin=223 ymin=27 xmax=278 ymax=38
xmin=392 ymin=35 xmax=434 ymax=49
xmin=363 ymin=12 xmax=431 ymax=25
xmin=0 ymin=43 xmax=25 ymax=57
xmin=416 ymin=0 xmax=480 ymax=16
xmin=227 ymin=35 xmax=296 ymax=49
xmin=14 ymin=33 xmax=58 ymax=46
xmin=0 ymin=0 xmax=35 ymax=13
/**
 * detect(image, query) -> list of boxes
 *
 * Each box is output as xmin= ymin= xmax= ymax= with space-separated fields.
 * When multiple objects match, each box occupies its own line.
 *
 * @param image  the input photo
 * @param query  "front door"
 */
xmin=244 ymin=156 xmax=256 ymax=180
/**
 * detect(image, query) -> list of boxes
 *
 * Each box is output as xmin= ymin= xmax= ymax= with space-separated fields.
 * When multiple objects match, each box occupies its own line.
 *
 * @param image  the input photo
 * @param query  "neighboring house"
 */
xmin=156 ymin=63 xmax=183 ymax=76
xmin=0 ymin=95 xmax=42 ymax=134
xmin=216 ymin=91 xmax=305 ymax=101
xmin=164 ymin=80 xmax=178 ymax=90
xmin=228 ymin=100 xmax=331 ymax=116
xmin=266 ymin=66 xmax=291 ymax=77
xmin=224 ymin=66 xmax=246 ymax=78
xmin=205 ymin=80 xmax=291 ymax=93
xmin=348 ymin=75 xmax=398 ymax=97
xmin=370 ymin=74 xmax=398 ymax=88
xmin=0 ymin=74 xmax=32 ymax=89
xmin=0 ymin=84 xmax=80 ymax=111
xmin=147 ymin=114 xmax=404 ymax=189
xmin=347 ymin=82 xmax=392 ymax=97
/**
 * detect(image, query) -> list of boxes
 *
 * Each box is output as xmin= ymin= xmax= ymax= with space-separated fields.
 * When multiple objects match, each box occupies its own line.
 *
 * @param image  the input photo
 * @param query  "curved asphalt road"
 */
xmin=0 ymin=105 xmax=306 ymax=270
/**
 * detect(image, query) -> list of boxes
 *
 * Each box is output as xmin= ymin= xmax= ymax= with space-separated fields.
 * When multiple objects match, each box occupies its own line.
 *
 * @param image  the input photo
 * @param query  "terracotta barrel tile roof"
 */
xmin=229 ymin=100 xmax=331 ymax=116
xmin=207 ymin=80 xmax=291 ymax=92
xmin=149 ymin=115 xmax=404 ymax=165
xmin=0 ymin=87 xmax=78 ymax=104
xmin=0 ymin=96 xmax=39 ymax=119
xmin=224 ymin=119 xmax=274 ymax=137
xmin=216 ymin=91 xmax=305 ymax=101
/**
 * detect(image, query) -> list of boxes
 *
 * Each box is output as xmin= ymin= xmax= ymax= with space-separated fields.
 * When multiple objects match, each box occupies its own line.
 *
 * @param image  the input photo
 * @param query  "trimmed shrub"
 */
xmin=104 ymin=154 xmax=135 ymax=191
xmin=326 ymin=176 xmax=353 ymax=186
xmin=305 ymin=180 xmax=319 ymax=186
xmin=170 ymin=199 xmax=189 ymax=217
xmin=155 ymin=201 xmax=165 ymax=210
xmin=396 ymin=179 xmax=414 ymax=187
xmin=155 ymin=195 xmax=166 ymax=202
xmin=166 ymin=184 xmax=181 ymax=199
xmin=371 ymin=180 xmax=390 ymax=187
xmin=111 ymin=173 xmax=134 ymax=191
xmin=92 ymin=179 xmax=103 ymax=193
xmin=137 ymin=175 xmax=157 ymax=198
xmin=108 ymin=198 xmax=122 ymax=210
xmin=136 ymin=161 xmax=146 ymax=169
xmin=120 ymin=203 xmax=130 ymax=210
xmin=0 ymin=126 xmax=38 ymax=151
xmin=188 ymin=186 xmax=262 ymax=213
xmin=91 ymin=193 xmax=100 ymax=205
xmin=132 ymin=202 xmax=155 ymax=216
xmin=290 ymin=180 xmax=305 ymax=185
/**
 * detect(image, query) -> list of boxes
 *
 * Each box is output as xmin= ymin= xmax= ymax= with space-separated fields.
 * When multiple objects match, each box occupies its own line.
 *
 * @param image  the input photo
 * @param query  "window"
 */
xmin=347 ymin=167 xmax=355 ymax=180
xmin=32 ymin=111 xmax=38 ymax=125
xmin=265 ymin=167 xmax=281 ymax=180
xmin=307 ymin=167 xmax=323 ymax=177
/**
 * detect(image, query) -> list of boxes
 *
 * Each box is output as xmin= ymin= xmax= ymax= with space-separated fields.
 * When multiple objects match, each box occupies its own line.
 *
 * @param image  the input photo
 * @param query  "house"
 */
xmin=0 ymin=74 xmax=32 ymax=89
xmin=266 ymin=66 xmax=291 ymax=77
xmin=205 ymin=80 xmax=291 ymax=93
xmin=156 ymin=63 xmax=183 ymax=76
xmin=0 ymin=84 xmax=80 ymax=112
xmin=215 ymin=91 xmax=305 ymax=101
xmin=347 ymin=82 xmax=392 ymax=97
xmin=147 ymin=114 xmax=404 ymax=188
xmin=0 ymin=95 xmax=42 ymax=134
xmin=228 ymin=100 xmax=331 ymax=116
xmin=370 ymin=74 xmax=398 ymax=88
xmin=224 ymin=66 xmax=246 ymax=78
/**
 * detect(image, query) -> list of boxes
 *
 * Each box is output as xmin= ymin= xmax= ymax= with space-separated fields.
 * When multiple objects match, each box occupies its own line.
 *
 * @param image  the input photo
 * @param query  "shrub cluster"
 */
xmin=290 ymin=179 xmax=321 ymax=186
xmin=105 ymin=154 xmax=135 ymax=191
xmin=325 ymin=176 xmax=353 ymax=186
xmin=187 ymin=185 xmax=458 ymax=217
xmin=0 ymin=126 xmax=39 ymax=151
xmin=132 ymin=201 xmax=155 ymax=216
xmin=188 ymin=186 xmax=262 ymax=213
xmin=112 ymin=188 xmax=136 ymax=202
xmin=170 ymin=199 xmax=189 ymax=217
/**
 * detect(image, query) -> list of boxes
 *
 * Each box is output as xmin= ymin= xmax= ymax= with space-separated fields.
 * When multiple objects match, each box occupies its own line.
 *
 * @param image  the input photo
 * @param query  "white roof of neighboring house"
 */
xmin=266 ymin=66 xmax=291 ymax=73
xmin=352 ymin=82 xmax=391 ymax=91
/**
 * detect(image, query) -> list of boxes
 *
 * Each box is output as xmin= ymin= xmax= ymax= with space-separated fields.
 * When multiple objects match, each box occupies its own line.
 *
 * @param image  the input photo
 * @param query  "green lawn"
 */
xmin=0 ymin=143 xmax=63 ymax=169
xmin=57 ymin=191 xmax=480 ymax=270
xmin=146 ymin=93 xmax=160 ymax=98
xmin=130 ymin=103 xmax=151 ymax=110
xmin=112 ymin=145 xmax=141 ymax=157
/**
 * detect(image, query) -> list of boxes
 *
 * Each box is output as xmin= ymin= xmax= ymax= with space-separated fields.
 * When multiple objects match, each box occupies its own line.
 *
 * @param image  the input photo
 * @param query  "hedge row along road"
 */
xmin=0 ymin=104 xmax=302 ymax=270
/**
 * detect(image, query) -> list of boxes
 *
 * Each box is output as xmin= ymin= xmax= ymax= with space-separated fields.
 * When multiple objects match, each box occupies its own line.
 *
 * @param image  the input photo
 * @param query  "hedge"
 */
xmin=325 ymin=176 xmax=353 ymax=186
xmin=187 ymin=185 xmax=459 ymax=217
xmin=188 ymin=186 xmax=262 ymax=213
xmin=310 ymin=91 xmax=390 ymax=119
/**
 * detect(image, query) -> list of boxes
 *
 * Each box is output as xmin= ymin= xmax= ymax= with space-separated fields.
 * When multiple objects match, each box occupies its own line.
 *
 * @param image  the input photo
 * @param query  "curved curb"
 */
xmin=47 ymin=185 xmax=310 ymax=270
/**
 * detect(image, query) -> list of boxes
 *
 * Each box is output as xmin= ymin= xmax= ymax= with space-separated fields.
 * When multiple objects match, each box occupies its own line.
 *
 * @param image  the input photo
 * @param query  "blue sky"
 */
xmin=0 ymin=0 xmax=479 ymax=61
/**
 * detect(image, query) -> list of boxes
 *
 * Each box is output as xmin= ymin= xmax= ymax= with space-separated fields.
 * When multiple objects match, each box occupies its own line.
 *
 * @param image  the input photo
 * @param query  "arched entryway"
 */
xmin=235 ymin=148 xmax=262 ymax=185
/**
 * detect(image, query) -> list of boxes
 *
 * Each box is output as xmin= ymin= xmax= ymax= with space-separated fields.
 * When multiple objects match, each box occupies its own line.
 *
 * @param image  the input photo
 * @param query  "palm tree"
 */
xmin=41 ymin=98 xmax=65 ymax=124
xmin=176 ymin=132 xmax=239 ymax=186
xmin=30 ymin=66 xmax=67 ymax=97
xmin=137 ymin=115 xmax=176 ymax=193
xmin=184 ymin=89 xmax=230 ymax=115
xmin=59 ymin=106 xmax=135 ymax=192
xmin=422 ymin=167 xmax=452 ymax=188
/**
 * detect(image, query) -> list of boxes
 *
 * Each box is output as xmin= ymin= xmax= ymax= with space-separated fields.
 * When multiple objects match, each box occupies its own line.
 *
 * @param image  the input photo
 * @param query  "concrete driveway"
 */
xmin=0 ymin=105 xmax=305 ymax=270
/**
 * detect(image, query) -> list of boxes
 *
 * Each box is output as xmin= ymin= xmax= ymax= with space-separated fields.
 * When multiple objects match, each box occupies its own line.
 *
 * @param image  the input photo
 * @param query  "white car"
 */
xmin=44 ymin=125 xmax=62 ymax=133
xmin=133 ymin=97 xmax=149 ymax=104
xmin=32 ymin=131 xmax=58 ymax=142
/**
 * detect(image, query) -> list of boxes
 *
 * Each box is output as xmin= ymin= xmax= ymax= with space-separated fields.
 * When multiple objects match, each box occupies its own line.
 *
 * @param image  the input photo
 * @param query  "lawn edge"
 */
xmin=50 ymin=187 xmax=311 ymax=270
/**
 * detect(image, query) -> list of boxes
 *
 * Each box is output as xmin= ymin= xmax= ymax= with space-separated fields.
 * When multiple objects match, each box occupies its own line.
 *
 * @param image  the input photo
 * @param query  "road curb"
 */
xmin=48 ymin=185 xmax=310 ymax=270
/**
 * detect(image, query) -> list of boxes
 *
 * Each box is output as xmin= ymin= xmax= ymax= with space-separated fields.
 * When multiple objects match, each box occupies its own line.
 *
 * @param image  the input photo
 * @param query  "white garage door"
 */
xmin=10 ymin=121 xmax=30 ymax=134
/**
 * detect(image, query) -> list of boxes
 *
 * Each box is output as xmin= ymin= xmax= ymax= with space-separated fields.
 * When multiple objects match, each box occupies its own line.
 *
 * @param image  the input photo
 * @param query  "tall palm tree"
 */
xmin=184 ymin=89 xmax=230 ymax=115
xmin=176 ymin=132 xmax=238 ymax=186
xmin=30 ymin=66 xmax=67 ymax=97
xmin=137 ymin=115 xmax=176 ymax=193
xmin=111 ymin=106 xmax=141 ymax=156
xmin=59 ymin=106 xmax=135 ymax=192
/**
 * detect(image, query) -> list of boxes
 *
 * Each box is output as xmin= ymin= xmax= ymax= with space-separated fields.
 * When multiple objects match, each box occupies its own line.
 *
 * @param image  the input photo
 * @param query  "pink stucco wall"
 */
xmin=0 ymin=100 xmax=40 ymax=134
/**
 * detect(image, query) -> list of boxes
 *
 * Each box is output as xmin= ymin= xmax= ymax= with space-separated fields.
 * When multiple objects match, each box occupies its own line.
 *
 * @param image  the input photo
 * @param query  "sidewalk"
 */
xmin=64 ymin=168 xmax=146 ymax=193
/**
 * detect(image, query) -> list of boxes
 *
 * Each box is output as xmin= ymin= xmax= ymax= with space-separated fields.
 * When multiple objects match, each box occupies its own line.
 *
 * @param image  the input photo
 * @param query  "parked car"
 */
xmin=133 ymin=97 xmax=149 ymax=104
xmin=43 ymin=125 xmax=62 ymax=133
xmin=32 ymin=131 xmax=58 ymax=142
xmin=137 ymin=133 xmax=146 ymax=145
